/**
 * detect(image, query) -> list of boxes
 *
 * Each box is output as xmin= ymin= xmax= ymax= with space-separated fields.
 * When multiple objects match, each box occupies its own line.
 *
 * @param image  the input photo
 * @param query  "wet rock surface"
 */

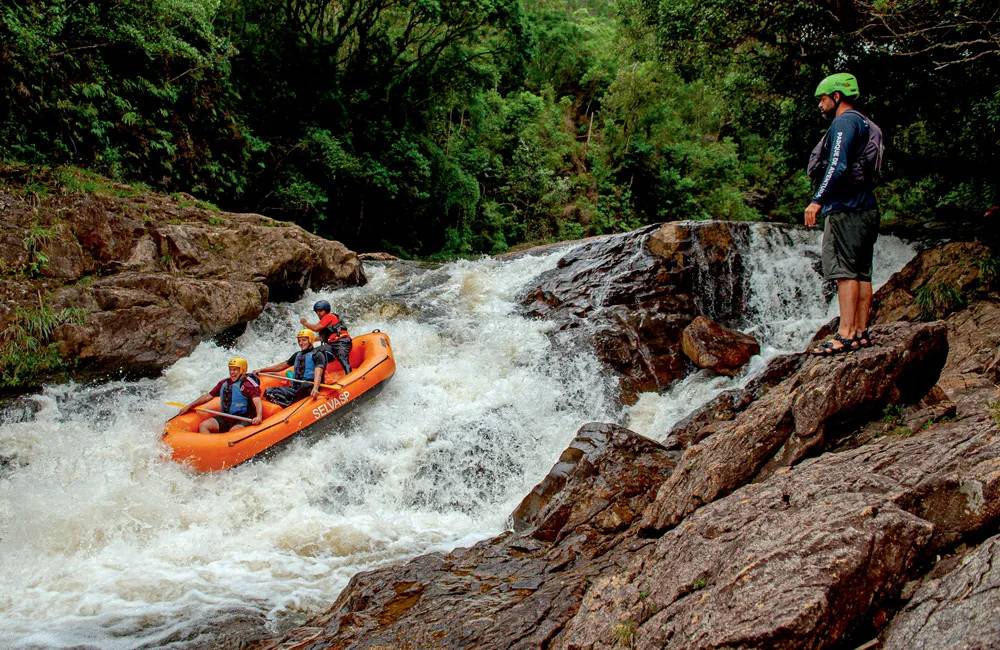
xmin=0 ymin=185 xmax=363 ymax=380
xmin=256 ymin=302 xmax=1000 ymax=649
xmin=520 ymin=221 xmax=753 ymax=401
xmin=680 ymin=315 xmax=759 ymax=376
xmin=882 ymin=533 xmax=1000 ymax=650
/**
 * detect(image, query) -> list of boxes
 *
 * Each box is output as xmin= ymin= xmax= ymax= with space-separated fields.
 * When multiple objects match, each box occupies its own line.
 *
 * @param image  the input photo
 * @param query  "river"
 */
xmin=0 ymin=225 xmax=916 ymax=648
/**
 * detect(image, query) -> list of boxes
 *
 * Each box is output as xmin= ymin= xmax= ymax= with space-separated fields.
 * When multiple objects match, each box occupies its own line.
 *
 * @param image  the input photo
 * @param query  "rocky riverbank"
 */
xmin=253 ymin=232 xmax=999 ymax=649
xmin=0 ymin=166 xmax=363 ymax=388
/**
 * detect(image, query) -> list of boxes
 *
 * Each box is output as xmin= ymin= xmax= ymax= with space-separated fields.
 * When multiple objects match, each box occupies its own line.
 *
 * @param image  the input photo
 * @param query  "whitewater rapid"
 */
xmin=0 ymin=225 xmax=915 ymax=648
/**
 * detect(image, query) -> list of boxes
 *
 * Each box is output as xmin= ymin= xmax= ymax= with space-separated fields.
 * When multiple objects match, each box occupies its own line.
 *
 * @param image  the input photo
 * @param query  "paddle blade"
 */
xmin=165 ymin=401 xmax=187 ymax=408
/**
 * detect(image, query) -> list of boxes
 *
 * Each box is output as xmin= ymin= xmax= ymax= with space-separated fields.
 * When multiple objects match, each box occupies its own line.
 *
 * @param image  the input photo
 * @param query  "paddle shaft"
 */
xmin=258 ymin=372 xmax=343 ymax=391
xmin=165 ymin=402 xmax=253 ymax=423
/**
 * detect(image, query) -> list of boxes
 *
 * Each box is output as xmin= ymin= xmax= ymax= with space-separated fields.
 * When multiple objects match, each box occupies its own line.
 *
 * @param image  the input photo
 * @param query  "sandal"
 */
xmin=854 ymin=329 xmax=874 ymax=348
xmin=810 ymin=333 xmax=856 ymax=356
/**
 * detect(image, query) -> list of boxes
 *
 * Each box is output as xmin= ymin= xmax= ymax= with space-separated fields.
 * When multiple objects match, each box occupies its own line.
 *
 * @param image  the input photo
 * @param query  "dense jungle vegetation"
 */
xmin=2 ymin=0 xmax=998 ymax=256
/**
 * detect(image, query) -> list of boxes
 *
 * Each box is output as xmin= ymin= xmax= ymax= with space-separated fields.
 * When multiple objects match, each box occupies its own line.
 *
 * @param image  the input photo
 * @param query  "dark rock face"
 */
xmin=641 ymin=320 xmax=948 ymax=533
xmin=560 ymin=412 xmax=1000 ymax=649
xmin=520 ymin=221 xmax=753 ymax=401
xmin=510 ymin=423 xmax=679 ymax=543
xmin=882 ymin=533 xmax=1000 ymax=650
xmin=0 ymin=189 xmax=363 ymax=379
xmin=680 ymin=315 xmax=760 ymax=376
xmin=250 ymin=423 xmax=677 ymax=650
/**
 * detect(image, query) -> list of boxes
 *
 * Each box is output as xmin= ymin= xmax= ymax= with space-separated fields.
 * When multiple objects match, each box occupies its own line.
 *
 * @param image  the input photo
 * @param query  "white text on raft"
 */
xmin=312 ymin=391 xmax=351 ymax=418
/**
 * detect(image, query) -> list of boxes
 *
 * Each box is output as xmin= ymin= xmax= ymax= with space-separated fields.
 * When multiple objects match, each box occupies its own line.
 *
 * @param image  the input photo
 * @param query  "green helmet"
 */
xmin=815 ymin=73 xmax=860 ymax=99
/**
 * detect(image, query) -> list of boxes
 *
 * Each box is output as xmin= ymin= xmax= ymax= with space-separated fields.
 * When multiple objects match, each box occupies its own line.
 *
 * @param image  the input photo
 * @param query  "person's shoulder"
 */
xmin=318 ymin=313 xmax=337 ymax=326
xmin=838 ymin=109 xmax=870 ymax=130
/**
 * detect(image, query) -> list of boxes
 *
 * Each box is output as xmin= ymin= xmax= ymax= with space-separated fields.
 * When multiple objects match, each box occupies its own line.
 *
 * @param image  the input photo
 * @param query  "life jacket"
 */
xmin=292 ymin=348 xmax=317 ymax=381
xmin=220 ymin=374 xmax=259 ymax=416
xmin=807 ymin=109 xmax=884 ymax=191
xmin=319 ymin=313 xmax=350 ymax=343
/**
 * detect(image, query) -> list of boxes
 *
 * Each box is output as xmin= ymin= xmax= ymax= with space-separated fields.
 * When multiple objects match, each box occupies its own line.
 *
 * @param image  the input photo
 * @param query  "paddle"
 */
xmin=257 ymin=372 xmax=344 ymax=391
xmin=164 ymin=401 xmax=253 ymax=423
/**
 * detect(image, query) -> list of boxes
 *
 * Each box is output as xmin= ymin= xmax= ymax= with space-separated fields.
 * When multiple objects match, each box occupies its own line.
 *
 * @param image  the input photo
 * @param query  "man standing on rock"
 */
xmin=805 ymin=72 xmax=884 ymax=355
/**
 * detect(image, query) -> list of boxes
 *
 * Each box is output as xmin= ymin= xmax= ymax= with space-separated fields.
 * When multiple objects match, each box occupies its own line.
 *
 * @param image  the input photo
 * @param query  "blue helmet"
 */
xmin=313 ymin=300 xmax=331 ymax=313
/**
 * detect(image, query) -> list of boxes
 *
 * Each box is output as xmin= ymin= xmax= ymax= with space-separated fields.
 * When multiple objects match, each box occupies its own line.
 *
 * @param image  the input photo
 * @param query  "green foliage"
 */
xmin=881 ymin=403 xmax=904 ymax=425
xmin=976 ymin=255 xmax=999 ymax=291
xmin=611 ymin=620 xmax=636 ymax=648
xmin=1 ymin=0 xmax=997 ymax=256
xmin=0 ymin=304 xmax=87 ymax=388
xmin=914 ymin=282 xmax=967 ymax=320
xmin=989 ymin=400 xmax=1000 ymax=428
xmin=22 ymin=222 xmax=56 ymax=276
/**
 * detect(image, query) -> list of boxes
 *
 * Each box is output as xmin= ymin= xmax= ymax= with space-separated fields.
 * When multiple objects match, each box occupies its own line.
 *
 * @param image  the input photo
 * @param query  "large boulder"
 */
xmin=0 ymin=176 xmax=364 ymax=381
xmin=520 ymin=221 xmax=753 ymax=402
xmin=558 ymin=411 xmax=1000 ymax=649
xmin=680 ymin=315 xmax=760 ymax=376
xmin=641 ymin=321 xmax=948 ymax=533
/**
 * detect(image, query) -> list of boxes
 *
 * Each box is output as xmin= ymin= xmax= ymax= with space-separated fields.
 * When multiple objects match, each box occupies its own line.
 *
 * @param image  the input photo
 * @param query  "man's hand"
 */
xmin=804 ymin=202 xmax=822 ymax=228
xmin=251 ymin=415 xmax=262 ymax=425
xmin=299 ymin=317 xmax=308 ymax=326
xmin=311 ymin=384 xmax=320 ymax=397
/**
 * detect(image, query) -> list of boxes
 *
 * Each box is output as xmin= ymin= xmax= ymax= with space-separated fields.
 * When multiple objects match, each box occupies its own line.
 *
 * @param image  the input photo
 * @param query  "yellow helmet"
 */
xmin=296 ymin=328 xmax=317 ymax=342
xmin=227 ymin=357 xmax=248 ymax=373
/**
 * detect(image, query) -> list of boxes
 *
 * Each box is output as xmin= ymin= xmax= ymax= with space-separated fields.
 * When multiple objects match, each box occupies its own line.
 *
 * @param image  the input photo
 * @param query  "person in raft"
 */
xmin=179 ymin=357 xmax=263 ymax=433
xmin=300 ymin=299 xmax=352 ymax=375
xmin=255 ymin=328 xmax=328 ymax=407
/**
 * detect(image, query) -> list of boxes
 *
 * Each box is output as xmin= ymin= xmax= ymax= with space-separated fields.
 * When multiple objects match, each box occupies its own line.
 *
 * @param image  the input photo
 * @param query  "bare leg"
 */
xmin=199 ymin=417 xmax=221 ymax=434
xmin=837 ymin=279 xmax=860 ymax=341
xmin=855 ymin=281 xmax=873 ymax=333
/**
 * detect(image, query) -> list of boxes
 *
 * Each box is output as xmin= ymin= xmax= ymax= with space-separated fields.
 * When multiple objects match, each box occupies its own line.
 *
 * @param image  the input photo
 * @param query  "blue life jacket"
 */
xmin=220 ymin=376 xmax=258 ymax=416
xmin=293 ymin=349 xmax=316 ymax=381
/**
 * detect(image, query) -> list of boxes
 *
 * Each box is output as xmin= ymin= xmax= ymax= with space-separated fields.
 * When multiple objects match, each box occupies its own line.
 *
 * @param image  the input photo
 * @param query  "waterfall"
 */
xmin=0 ymin=225 xmax=915 ymax=648
xmin=624 ymin=224 xmax=916 ymax=437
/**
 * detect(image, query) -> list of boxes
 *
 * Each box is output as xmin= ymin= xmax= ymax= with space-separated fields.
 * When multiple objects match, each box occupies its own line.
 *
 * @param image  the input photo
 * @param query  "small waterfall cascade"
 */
xmin=0 ymin=224 xmax=916 ymax=648
xmin=624 ymin=223 xmax=916 ymax=437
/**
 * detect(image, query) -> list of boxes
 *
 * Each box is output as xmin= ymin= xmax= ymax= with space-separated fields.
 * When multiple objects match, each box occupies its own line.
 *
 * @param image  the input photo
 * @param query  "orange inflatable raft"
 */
xmin=163 ymin=331 xmax=395 ymax=472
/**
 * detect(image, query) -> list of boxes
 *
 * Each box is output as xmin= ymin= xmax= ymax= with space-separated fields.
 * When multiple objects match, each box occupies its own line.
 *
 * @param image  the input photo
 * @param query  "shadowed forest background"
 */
xmin=2 ymin=0 xmax=998 ymax=256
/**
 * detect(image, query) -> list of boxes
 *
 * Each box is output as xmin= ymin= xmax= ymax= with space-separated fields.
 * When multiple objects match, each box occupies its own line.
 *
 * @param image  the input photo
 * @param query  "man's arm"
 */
xmin=256 ymin=360 xmax=291 ymax=374
xmin=812 ymin=118 xmax=856 ymax=205
xmin=251 ymin=396 xmax=263 ymax=425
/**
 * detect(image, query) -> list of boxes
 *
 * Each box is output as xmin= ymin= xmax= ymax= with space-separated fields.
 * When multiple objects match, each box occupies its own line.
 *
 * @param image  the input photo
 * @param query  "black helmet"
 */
xmin=313 ymin=300 xmax=331 ymax=313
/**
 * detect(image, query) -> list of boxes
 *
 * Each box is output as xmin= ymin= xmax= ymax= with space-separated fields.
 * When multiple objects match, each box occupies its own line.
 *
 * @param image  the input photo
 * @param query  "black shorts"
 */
xmin=210 ymin=415 xmax=247 ymax=433
xmin=822 ymin=208 xmax=880 ymax=282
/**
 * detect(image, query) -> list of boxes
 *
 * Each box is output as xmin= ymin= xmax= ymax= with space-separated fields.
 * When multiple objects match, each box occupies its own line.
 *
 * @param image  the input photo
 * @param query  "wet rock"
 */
xmin=872 ymin=241 xmax=991 ymax=323
xmin=0 ymin=187 xmax=364 ymax=380
xmin=680 ymin=315 xmax=760 ymax=376
xmin=558 ymin=411 xmax=1000 ymax=649
xmin=641 ymin=321 xmax=949 ymax=534
xmin=511 ymin=422 xmax=679 ymax=542
xmin=520 ymin=221 xmax=753 ymax=401
xmin=882 ymin=533 xmax=1000 ymax=649
xmin=251 ymin=423 xmax=677 ymax=650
